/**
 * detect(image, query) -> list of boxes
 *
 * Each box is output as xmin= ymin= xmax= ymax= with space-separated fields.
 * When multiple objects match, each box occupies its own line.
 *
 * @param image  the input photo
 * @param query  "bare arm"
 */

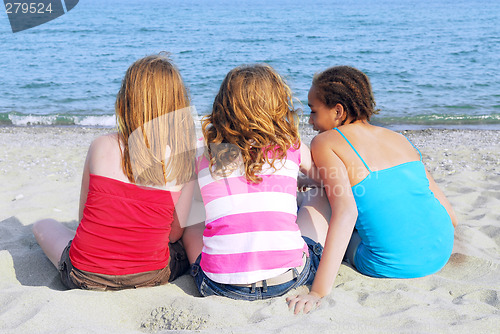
xmin=287 ymin=134 xmax=357 ymax=314
xmin=78 ymin=134 xmax=121 ymax=222
xmin=78 ymin=144 xmax=92 ymax=222
xmin=298 ymin=141 xmax=322 ymax=188
xmin=182 ymin=180 xmax=206 ymax=263
xmin=185 ymin=179 xmax=206 ymax=227
xmin=426 ymin=169 xmax=458 ymax=228
xmin=169 ymin=179 xmax=196 ymax=243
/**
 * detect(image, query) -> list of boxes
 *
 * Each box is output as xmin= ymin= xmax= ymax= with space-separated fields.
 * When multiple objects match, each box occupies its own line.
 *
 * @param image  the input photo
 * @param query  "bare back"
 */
xmin=86 ymin=133 xmax=184 ymax=189
xmin=79 ymin=133 xmax=183 ymax=222
xmin=87 ymin=133 xmax=130 ymax=183
xmin=327 ymin=122 xmax=421 ymax=186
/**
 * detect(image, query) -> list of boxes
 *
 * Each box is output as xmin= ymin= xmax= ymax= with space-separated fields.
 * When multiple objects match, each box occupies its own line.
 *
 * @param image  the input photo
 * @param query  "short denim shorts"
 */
xmin=190 ymin=236 xmax=323 ymax=301
xmin=58 ymin=240 xmax=189 ymax=291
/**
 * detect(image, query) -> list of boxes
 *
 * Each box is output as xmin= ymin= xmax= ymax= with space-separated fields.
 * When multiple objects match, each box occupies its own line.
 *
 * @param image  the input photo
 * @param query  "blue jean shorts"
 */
xmin=190 ymin=237 xmax=323 ymax=301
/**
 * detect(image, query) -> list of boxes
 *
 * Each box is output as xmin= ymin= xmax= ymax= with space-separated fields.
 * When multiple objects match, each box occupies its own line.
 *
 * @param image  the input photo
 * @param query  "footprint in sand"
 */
xmin=440 ymin=253 xmax=499 ymax=285
xmin=141 ymin=305 xmax=209 ymax=331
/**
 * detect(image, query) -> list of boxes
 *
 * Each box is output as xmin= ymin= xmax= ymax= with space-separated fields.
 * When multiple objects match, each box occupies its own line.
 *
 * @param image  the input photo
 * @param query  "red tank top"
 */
xmin=69 ymin=174 xmax=179 ymax=275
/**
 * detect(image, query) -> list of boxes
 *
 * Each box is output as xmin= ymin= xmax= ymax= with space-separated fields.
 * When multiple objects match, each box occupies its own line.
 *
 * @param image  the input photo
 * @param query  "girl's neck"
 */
xmin=344 ymin=118 xmax=369 ymax=127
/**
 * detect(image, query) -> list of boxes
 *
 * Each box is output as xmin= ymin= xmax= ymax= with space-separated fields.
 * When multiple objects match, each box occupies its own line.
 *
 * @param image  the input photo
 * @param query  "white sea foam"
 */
xmin=74 ymin=115 xmax=116 ymax=127
xmin=9 ymin=114 xmax=58 ymax=126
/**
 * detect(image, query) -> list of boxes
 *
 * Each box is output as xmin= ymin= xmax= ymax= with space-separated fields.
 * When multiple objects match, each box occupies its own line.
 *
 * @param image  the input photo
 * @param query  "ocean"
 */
xmin=1 ymin=0 xmax=499 ymax=129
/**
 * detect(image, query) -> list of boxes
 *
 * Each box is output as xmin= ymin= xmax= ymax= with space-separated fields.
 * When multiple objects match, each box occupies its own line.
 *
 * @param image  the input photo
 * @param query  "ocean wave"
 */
xmin=1 ymin=112 xmax=499 ymax=129
xmin=372 ymin=113 xmax=500 ymax=125
xmin=1 ymin=113 xmax=117 ymax=127
xmin=20 ymin=82 xmax=62 ymax=89
xmin=296 ymin=113 xmax=500 ymax=127
xmin=0 ymin=111 xmax=205 ymax=128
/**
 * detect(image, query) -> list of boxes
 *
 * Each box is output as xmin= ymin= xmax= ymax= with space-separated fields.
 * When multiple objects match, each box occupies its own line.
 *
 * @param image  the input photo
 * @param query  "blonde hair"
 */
xmin=202 ymin=64 xmax=300 ymax=183
xmin=115 ymin=54 xmax=196 ymax=186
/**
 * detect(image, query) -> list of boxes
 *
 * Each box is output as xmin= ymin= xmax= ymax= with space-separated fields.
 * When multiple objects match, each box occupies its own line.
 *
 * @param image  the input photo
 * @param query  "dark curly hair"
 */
xmin=312 ymin=66 xmax=378 ymax=123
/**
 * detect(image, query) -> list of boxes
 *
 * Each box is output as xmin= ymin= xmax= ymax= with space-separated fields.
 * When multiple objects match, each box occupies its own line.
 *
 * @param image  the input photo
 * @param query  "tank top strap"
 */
xmin=402 ymin=135 xmax=422 ymax=161
xmin=334 ymin=128 xmax=372 ymax=173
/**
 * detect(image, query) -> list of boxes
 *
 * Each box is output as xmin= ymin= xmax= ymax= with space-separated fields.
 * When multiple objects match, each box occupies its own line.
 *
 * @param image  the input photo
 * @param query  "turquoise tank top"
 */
xmin=335 ymin=128 xmax=454 ymax=278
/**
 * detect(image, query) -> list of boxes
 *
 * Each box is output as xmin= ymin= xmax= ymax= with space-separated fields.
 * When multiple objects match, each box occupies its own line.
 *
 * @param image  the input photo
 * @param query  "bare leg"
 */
xmin=182 ymin=222 xmax=205 ymax=264
xmin=296 ymin=187 xmax=331 ymax=246
xmin=32 ymin=219 xmax=76 ymax=268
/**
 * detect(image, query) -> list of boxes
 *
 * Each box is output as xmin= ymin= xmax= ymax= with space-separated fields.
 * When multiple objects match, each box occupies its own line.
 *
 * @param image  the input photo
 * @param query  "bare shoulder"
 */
xmin=86 ymin=133 xmax=125 ymax=178
xmin=378 ymin=126 xmax=407 ymax=139
xmin=310 ymin=129 xmax=337 ymax=149
xmin=373 ymin=126 xmax=407 ymax=142
xmin=89 ymin=133 xmax=119 ymax=151
xmin=370 ymin=126 xmax=421 ymax=161
xmin=87 ymin=133 xmax=120 ymax=159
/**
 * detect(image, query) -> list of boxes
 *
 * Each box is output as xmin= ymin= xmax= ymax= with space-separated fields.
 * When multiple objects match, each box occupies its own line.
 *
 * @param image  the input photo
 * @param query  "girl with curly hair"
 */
xmin=183 ymin=64 xmax=327 ymax=300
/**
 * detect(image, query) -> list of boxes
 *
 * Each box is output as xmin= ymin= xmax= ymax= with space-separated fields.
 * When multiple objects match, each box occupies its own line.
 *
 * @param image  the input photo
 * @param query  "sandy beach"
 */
xmin=0 ymin=126 xmax=499 ymax=333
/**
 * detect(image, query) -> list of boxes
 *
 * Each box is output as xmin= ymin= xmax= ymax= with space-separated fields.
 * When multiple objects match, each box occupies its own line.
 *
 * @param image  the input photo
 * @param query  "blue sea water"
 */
xmin=0 ymin=0 xmax=499 ymax=128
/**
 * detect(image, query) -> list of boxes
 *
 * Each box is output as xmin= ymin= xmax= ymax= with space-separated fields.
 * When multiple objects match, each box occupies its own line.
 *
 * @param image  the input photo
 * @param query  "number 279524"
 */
xmin=5 ymin=2 xmax=54 ymax=14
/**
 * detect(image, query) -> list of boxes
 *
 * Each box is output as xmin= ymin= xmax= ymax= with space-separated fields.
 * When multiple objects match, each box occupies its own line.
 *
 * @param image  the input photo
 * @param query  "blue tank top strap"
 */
xmin=334 ymin=128 xmax=372 ymax=173
xmin=402 ymin=135 xmax=422 ymax=161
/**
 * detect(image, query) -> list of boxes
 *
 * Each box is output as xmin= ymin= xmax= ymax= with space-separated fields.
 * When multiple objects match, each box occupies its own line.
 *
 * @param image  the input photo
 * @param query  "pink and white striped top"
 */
xmin=197 ymin=145 xmax=308 ymax=284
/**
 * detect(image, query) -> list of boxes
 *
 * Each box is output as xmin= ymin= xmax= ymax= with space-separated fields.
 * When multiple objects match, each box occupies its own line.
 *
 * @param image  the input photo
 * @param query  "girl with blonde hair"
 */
xmin=183 ymin=64 xmax=326 ymax=300
xmin=33 ymin=54 xmax=196 ymax=290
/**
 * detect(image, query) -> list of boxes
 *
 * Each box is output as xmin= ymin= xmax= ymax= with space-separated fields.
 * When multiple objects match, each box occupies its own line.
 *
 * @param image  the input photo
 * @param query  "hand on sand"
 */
xmin=286 ymin=291 xmax=322 ymax=314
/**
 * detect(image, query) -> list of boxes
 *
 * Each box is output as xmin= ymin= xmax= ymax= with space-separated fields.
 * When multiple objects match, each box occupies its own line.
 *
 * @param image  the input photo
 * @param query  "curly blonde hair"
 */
xmin=115 ymin=54 xmax=196 ymax=186
xmin=202 ymin=64 xmax=300 ymax=183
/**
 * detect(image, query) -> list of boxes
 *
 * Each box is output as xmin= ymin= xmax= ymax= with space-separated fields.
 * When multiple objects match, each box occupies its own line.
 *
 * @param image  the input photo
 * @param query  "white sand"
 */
xmin=0 ymin=126 xmax=499 ymax=333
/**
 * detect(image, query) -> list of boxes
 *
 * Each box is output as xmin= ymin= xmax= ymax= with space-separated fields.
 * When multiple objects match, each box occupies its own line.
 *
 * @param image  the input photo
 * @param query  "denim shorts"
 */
xmin=58 ymin=240 xmax=189 ymax=291
xmin=190 ymin=236 xmax=323 ymax=301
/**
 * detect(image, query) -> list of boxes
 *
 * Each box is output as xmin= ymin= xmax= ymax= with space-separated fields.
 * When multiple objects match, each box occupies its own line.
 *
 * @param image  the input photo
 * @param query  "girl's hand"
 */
xmin=286 ymin=291 xmax=322 ymax=314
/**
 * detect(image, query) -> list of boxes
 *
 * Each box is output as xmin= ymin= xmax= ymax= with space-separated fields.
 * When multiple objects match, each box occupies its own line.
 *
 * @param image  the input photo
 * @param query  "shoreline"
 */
xmin=1 ymin=118 xmax=500 ymax=131
xmin=0 ymin=126 xmax=499 ymax=333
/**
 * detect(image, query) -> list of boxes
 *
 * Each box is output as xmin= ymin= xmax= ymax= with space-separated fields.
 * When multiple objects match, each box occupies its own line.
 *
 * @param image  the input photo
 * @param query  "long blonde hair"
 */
xmin=202 ymin=64 xmax=300 ymax=183
xmin=115 ymin=54 xmax=196 ymax=186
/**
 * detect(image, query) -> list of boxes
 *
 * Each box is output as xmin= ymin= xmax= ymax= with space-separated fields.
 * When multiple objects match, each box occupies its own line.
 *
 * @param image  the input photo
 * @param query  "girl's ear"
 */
xmin=334 ymin=103 xmax=345 ymax=121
